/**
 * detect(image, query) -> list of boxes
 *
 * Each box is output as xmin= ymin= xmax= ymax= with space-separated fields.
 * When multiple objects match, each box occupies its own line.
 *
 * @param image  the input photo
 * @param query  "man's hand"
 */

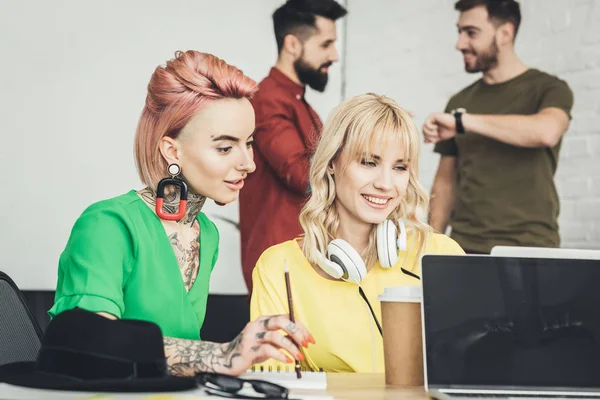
xmin=423 ymin=112 xmax=457 ymax=143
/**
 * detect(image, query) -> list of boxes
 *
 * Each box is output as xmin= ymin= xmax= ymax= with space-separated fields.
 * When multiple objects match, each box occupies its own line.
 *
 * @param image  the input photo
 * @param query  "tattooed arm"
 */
xmin=164 ymin=315 xmax=314 ymax=376
xmin=163 ymin=337 xmax=239 ymax=376
xmin=97 ymin=311 xmax=313 ymax=376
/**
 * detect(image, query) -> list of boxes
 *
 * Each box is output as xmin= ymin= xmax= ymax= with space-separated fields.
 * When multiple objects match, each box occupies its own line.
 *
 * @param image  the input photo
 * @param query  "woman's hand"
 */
xmin=164 ymin=314 xmax=314 ymax=377
xmin=223 ymin=314 xmax=315 ymax=376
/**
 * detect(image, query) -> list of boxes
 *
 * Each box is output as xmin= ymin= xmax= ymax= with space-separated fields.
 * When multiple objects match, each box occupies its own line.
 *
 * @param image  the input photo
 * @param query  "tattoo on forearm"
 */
xmin=164 ymin=335 xmax=243 ymax=376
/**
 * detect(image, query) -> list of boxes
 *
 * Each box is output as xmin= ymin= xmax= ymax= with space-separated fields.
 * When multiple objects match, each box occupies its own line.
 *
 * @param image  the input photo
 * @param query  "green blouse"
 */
xmin=49 ymin=190 xmax=219 ymax=340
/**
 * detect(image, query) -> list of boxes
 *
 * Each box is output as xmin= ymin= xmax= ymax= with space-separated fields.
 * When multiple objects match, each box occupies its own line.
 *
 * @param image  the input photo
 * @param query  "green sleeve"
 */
xmin=49 ymin=206 xmax=135 ymax=319
xmin=538 ymin=78 xmax=574 ymax=118
xmin=211 ymin=231 xmax=220 ymax=272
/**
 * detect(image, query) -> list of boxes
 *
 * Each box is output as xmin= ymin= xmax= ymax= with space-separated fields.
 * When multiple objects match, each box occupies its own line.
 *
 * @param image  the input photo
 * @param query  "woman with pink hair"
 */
xmin=49 ymin=50 xmax=313 ymax=376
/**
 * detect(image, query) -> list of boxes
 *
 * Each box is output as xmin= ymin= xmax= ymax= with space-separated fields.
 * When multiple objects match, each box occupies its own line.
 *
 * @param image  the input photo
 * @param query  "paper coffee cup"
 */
xmin=379 ymin=286 xmax=424 ymax=386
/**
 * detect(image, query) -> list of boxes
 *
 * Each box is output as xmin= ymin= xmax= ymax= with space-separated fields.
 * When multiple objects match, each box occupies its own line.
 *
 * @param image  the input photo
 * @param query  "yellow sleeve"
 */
xmin=250 ymin=256 xmax=289 ymax=319
xmin=249 ymin=256 xmax=293 ymax=371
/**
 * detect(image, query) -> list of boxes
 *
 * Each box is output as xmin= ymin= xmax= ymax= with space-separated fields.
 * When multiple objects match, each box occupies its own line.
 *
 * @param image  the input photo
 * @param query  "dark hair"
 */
xmin=273 ymin=0 xmax=347 ymax=53
xmin=455 ymin=0 xmax=521 ymax=39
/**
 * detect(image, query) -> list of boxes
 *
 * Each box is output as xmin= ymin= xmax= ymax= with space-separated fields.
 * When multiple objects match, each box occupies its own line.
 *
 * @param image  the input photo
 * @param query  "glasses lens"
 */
xmin=198 ymin=373 xmax=243 ymax=393
xmin=205 ymin=388 xmax=281 ymax=400
xmin=248 ymin=380 xmax=288 ymax=398
xmin=197 ymin=373 xmax=288 ymax=399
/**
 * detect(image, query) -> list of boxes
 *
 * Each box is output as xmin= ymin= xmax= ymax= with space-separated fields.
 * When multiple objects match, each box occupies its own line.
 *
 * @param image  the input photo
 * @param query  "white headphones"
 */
xmin=315 ymin=219 xmax=407 ymax=284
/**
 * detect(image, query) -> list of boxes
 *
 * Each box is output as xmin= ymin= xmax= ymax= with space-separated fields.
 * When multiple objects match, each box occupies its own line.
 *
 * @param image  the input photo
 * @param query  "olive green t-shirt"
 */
xmin=49 ymin=190 xmax=219 ymax=340
xmin=434 ymin=69 xmax=574 ymax=253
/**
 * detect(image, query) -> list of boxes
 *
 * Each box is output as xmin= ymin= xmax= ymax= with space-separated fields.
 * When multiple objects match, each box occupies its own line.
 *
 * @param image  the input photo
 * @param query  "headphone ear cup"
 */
xmin=377 ymin=220 xmax=398 ymax=268
xmin=376 ymin=221 xmax=388 ymax=267
xmin=328 ymin=239 xmax=367 ymax=284
xmin=315 ymin=249 xmax=344 ymax=280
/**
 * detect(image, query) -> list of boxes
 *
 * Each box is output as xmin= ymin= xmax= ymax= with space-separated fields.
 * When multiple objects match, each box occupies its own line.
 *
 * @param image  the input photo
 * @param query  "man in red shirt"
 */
xmin=240 ymin=0 xmax=347 ymax=294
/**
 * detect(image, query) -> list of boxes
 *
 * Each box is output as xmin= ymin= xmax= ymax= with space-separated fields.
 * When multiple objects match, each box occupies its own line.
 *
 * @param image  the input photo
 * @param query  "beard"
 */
xmin=463 ymin=39 xmax=499 ymax=73
xmin=294 ymin=56 xmax=332 ymax=92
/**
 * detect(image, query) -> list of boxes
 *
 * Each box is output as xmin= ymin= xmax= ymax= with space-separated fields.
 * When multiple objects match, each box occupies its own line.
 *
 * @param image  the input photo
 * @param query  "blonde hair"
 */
xmin=299 ymin=93 xmax=432 ymax=270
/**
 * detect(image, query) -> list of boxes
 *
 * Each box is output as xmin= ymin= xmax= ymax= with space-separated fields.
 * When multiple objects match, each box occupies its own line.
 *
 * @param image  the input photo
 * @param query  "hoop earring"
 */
xmin=156 ymin=163 xmax=188 ymax=221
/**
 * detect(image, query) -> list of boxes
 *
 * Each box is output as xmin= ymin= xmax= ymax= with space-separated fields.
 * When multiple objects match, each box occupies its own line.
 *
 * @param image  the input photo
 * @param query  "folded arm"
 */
xmin=462 ymin=108 xmax=570 ymax=147
xmin=424 ymin=107 xmax=570 ymax=148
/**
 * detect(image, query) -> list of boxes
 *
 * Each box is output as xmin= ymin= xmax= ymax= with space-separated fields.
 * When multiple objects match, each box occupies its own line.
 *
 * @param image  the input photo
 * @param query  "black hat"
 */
xmin=0 ymin=308 xmax=197 ymax=392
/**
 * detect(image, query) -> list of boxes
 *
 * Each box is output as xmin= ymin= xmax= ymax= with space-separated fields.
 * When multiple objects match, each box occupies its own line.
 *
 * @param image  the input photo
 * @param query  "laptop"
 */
xmin=421 ymin=255 xmax=600 ymax=399
xmin=491 ymin=246 xmax=600 ymax=260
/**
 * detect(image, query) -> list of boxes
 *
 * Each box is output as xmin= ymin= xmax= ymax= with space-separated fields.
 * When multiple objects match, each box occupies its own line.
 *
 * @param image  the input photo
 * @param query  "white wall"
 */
xmin=0 ymin=0 xmax=344 ymax=292
xmin=344 ymin=0 xmax=600 ymax=249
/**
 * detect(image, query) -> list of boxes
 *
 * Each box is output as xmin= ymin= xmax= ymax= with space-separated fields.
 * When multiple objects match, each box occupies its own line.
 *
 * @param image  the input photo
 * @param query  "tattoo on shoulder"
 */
xmin=138 ymin=188 xmax=157 ymax=207
xmin=138 ymin=187 xmax=206 ymax=226
xmin=138 ymin=187 xmax=179 ymax=214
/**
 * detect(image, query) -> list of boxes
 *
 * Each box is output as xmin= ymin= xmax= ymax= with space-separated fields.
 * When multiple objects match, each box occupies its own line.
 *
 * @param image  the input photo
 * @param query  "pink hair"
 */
xmin=134 ymin=50 xmax=258 ymax=189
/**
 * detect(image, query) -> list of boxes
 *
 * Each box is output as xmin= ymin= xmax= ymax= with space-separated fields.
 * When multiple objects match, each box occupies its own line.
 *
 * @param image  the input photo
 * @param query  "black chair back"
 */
xmin=0 ymin=271 xmax=43 ymax=366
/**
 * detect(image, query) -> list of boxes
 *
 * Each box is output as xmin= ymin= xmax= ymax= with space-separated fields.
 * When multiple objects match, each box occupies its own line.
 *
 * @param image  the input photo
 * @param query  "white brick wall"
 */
xmin=343 ymin=0 xmax=600 ymax=249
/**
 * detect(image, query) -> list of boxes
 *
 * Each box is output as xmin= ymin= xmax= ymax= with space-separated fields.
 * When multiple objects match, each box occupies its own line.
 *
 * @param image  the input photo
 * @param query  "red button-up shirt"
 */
xmin=239 ymin=67 xmax=322 ymax=294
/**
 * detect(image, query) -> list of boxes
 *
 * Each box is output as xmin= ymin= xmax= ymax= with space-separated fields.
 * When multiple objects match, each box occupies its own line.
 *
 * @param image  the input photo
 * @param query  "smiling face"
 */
xmin=293 ymin=16 xmax=340 ymax=92
xmin=331 ymin=135 xmax=410 ymax=228
xmin=455 ymin=5 xmax=501 ymax=73
xmin=161 ymin=98 xmax=256 ymax=204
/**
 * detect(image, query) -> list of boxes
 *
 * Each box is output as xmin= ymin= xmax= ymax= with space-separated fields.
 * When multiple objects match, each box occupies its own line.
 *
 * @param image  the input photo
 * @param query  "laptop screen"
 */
xmin=422 ymin=255 xmax=600 ymax=391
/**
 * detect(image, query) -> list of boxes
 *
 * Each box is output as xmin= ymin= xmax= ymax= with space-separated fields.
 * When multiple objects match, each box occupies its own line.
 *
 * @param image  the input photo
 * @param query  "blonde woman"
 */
xmin=250 ymin=93 xmax=464 ymax=373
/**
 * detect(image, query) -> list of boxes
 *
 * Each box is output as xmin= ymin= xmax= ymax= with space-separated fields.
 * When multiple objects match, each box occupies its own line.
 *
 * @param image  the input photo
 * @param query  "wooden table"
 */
xmin=0 ymin=374 xmax=430 ymax=399
xmin=293 ymin=373 xmax=429 ymax=400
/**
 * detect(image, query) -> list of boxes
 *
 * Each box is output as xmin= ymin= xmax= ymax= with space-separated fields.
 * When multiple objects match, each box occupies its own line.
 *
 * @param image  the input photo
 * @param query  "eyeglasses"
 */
xmin=196 ymin=373 xmax=289 ymax=399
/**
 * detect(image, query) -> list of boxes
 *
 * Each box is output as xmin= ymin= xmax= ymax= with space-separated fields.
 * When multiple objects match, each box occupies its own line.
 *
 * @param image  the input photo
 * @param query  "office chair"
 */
xmin=0 ymin=271 xmax=43 ymax=366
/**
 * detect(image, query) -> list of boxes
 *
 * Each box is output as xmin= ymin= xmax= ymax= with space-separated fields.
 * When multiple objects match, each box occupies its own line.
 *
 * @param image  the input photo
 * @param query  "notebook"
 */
xmin=240 ymin=369 xmax=327 ymax=390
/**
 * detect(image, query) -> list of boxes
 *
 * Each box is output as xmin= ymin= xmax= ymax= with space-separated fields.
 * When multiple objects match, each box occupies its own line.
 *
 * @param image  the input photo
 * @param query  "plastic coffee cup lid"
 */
xmin=378 ymin=285 xmax=422 ymax=303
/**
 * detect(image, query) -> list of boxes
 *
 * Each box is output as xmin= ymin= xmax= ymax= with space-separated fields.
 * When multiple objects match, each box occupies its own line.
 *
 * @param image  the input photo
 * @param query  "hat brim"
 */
xmin=0 ymin=362 xmax=197 ymax=393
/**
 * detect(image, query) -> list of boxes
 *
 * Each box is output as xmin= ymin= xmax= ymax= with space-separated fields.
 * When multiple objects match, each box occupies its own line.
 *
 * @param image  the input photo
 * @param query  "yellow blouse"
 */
xmin=250 ymin=233 xmax=464 ymax=373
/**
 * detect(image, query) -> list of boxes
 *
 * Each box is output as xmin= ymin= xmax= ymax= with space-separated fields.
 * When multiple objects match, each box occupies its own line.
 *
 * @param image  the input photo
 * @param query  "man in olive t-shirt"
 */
xmin=423 ymin=0 xmax=573 ymax=253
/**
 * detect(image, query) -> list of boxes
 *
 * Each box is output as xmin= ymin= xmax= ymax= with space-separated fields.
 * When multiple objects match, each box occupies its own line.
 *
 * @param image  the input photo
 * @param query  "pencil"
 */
xmin=284 ymin=260 xmax=302 ymax=379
